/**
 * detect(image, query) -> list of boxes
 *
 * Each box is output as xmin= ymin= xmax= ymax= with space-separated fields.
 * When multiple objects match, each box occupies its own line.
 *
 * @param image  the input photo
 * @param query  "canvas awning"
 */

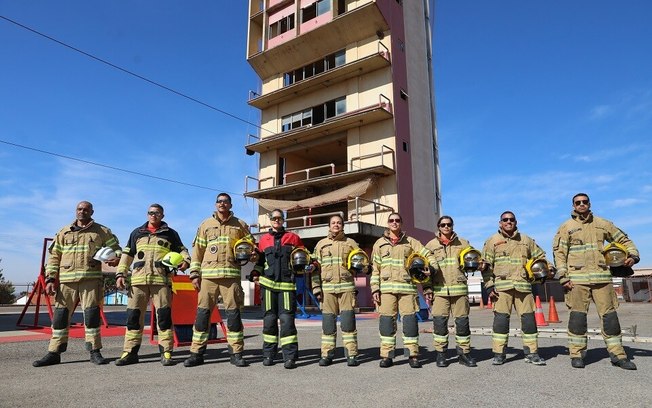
xmin=257 ymin=178 xmax=374 ymax=212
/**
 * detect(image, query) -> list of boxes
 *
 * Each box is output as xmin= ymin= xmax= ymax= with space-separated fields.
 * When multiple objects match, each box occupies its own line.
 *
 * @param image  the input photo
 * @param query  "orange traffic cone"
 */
xmin=547 ymin=296 xmax=561 ymax=323
xmin=534 ymin=295 xmax=548 ymax=327
xmin=486 ymin=295 xmax=493 ymax=309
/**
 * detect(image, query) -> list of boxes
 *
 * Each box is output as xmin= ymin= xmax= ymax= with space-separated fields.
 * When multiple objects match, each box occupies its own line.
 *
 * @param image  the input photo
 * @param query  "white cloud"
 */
xmin=611 ymin=198 xmax=646 ymax=208
xmin=589 ymin=104 xmax=613 ymax=120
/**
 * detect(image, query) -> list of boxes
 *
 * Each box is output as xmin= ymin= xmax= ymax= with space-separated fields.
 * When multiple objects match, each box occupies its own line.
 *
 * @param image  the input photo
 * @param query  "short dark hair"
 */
xmin=437 ymin=215 xmax=454 ymax=226
xmin=388 ymin=212 xmax=402 ymax=222
xmin=329 ymin=214 xmax=344 ymax=224
xmin=500 ymin=211 xmax=515 ymax=220
xmin=572 ymin=193 xmax=590 ymax=204
xmin=149 ymin=203 xmax=164 ymax=213
xmin=216 ymin=193 xmax=232 ymax=203
xmin=270 ymin=209 xmax=284 ymax=219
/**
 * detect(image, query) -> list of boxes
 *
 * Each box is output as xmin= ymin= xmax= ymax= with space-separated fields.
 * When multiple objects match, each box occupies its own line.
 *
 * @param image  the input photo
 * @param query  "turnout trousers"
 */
xmin=431 ymin=295 xmax=471 ymax=353
xmin=48 ymin=279 xmax=103 ymax=353
xmin=321 ymin=291 xmax=357 ymax=358
xmin=492 ymin=289 xmax=538 ymax=354
xmin=262 ymin=287 xmax=298 ymax=361
xmin=377 ymin=292 xmax=420 ymax=358
xmin=566 ymin=283 xmax=625 ymax=360
xmin=122 ymin=284 xmax=173 ymax=353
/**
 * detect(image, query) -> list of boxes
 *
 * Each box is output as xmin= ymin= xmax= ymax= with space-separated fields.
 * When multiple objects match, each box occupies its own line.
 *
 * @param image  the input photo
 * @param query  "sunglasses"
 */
xmin=217 ymin=199 xmax=231 ymax=204
xmin=147 ymin=211 xmax=162 ymax=216
xmin=501 ymin=217 xmax=516 ymax=223
xmin=271 ymin=216 xmax=284 ymax=222
xmin=574 ymin=200 xmax=589 ymax=205
xmin=439 ymin=223 xmax=453 ymax=227
xmin=388 ymin=218 xmax=402 ymax=223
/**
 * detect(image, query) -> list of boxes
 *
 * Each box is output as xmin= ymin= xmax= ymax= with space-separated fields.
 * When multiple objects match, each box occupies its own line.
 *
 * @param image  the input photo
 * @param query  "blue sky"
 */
xmin=1 ymin=1 xmax=651 ymax=290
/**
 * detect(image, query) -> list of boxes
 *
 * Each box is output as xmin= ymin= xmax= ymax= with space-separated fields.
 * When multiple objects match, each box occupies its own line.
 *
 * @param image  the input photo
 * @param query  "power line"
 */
xmin=0 ymin=139 xmax=241 ymax=195
xmin=0 ymin=14 xmax=272 ymax=135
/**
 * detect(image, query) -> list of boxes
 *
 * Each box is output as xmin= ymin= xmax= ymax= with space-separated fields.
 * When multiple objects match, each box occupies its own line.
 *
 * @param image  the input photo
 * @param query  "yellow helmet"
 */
xmin=525 ymin=258 xmax=549 ymax=281
xmin=603 ymin=243 xmax=628 ymax=267
xmin=161 ymin=251 xmax=184 ymax=268
xmin=347 ymin=249 xmax=370 ymax=275
xmin=459 ymin=247 xmax=482 ymax=271
xmin=233 ymin=238 xmax=255 ymax=266
xmin=406 ymin=253 xmax=430 ymax=284
xmin=291 ymin=248 xmax=311 ymax=273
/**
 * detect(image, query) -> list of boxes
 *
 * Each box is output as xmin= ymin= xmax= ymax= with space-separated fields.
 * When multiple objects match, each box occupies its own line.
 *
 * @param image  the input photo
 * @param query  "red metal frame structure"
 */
xmin=16 ymin=238 xmax=54 ymax=328
xmin=17 ymin=237 xmax=110 ymax=329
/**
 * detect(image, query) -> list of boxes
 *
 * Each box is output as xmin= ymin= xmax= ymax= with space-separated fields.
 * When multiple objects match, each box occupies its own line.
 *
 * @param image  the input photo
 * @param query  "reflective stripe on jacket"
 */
xmin=255 ymin=228 xmax=304 ymax=292
xmin=553 ymin=211 xmax=638 ymax=285
xmin=482 ymin=229 xmax=546 ymax=293
xmin=371 ymin=231 xmax=433 ymax=295
xmin=116 ymin=221 xmax=190 ymax=286
xmin=424 ymin=233 xmax=471 ymax=297
xmin=312 ymin=231 xmax=359 ymax=294
xmin=46 ymin=220 xmax=120 ymax=283
xmin=189 ymin=212 xmax=253 ymax=280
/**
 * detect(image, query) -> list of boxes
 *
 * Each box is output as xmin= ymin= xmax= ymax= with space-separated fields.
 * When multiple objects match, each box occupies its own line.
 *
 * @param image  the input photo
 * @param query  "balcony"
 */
xmin=244 ymin=145 xmax=395 ymax=199
xmin=246 ymin=95 xmax=393 ymax=153
xmin=248 ymin=44 xmax=390 ymax=109
xmin=247 ymin=1 xmax=389 ymax=78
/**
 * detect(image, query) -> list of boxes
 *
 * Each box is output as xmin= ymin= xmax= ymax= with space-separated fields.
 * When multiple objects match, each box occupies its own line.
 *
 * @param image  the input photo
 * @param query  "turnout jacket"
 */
xmin=116 ymin=221 xmax=190 ymax=286
xmin=189 ymin=212 xmax=253 ymax=280
xmin=370 ymin=230 xmax=433 ymax=295
xmin=312 ymin=231 xmax=360 ymax=295
xmin=423 ymin=233 xmax=472 ymax=297
xmin=254 ymin=228 xmax=304 ymax=292
xmin=45 ymin=220 xmax=121 ymax=283
xmin=553 ymin=210 xmax=639 ymax=286
xmin=482 ymin=229 xmax=547 ymax=293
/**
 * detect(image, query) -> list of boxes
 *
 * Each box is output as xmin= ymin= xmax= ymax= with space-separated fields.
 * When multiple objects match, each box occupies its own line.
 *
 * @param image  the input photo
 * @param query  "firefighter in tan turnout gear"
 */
xmin=423 ymin=216 xmax=478 ymax=368
xmin=33 ymin=201 xmax=121 ymax=367
xmin=184 ymin=193 xmax=255 ymax=367
xmin=114 ymin=204 xmax=190 ymax=366
xmin=553 ymin=193 xmax=639 ymax=370
xmin=482 ymin=211 xmax=549 ymax=366
xmin=312 ymin=214 xmax=365 ymax=367
xmin=371 ymin=212 xmax=434 ymax=368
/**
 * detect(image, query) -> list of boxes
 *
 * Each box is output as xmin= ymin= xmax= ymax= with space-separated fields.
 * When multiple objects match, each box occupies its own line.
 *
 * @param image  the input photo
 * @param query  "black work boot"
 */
xmin=319 ymin=357 xmax=333 ymax=366
xmin=571 ymin=358 xmax=585 ymax=368
xmin=436 ymin=352 xmax=448 ymax=367
xmin=90 ymin=350 xmax=108 ymax=365
xmin=379 ymin=358 xmax=393 ymax=368
xmin=161 ymin=351 xmax=176 ymax=366
xmin=262 ymin=356 xmax=275 ymax=366
xmin=408 ymin=357 xmax=422 ymax=368
xmin=283 ymin=359 xmax=297 ymax=369
xmin=492 ymin=353 xmax=506 ymax=365
xmin=347 ymin=356 xmax=359 ymax=367
xmin=33 ymin=352 xmax=61 ymax=367
xmin=115 ymin=351 xmax=139 ymax=366
xmin=458 ymin=353 xmax=477 ymax=367
xmin=183 ymin=352 xmax=204 ymax=367
xmin=612 ymin=358 xmax=637 ymax=370
xmin=230 ymin=353 xmax=249 ymax=367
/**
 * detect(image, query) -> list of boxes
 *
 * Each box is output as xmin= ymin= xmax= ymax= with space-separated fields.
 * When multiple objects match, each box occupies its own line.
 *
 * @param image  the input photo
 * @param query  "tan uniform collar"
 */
xmin=213 ymin=211 xmax=234 ymax=224
xmin=328 ymin=230 xmax=345 ymax=240
xmin=571 ymin=210 xmax=593 ymax=223
xmin=498 ymin=228 xmax=520 ymax=239
xmin=70 ymin=219 xmax=95 ymax=231
xmin=437 ymin=231 xmax=458 ymax=245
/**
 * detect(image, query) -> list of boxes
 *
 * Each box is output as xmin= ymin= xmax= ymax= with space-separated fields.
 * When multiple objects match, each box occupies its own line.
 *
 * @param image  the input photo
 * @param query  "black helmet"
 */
xmin=291 ymin=248 xmax=310 ymax=272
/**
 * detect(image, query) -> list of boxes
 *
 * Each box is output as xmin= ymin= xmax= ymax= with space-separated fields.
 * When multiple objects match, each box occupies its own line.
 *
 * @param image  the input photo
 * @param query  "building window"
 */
xmin=400 ymin=90 xmax=408 ymax=100
xmin=301 ymin=0 xmax=331 ymax=23
xmin=403 ymin=142 xmax=408 ymax=152
xmin=281 ymin=97 xmax=346 ymax=133
xmin=269 ymin=13 xmax=295 ymax=39
xmin=283 ymin=49 xmax=346 ymax=87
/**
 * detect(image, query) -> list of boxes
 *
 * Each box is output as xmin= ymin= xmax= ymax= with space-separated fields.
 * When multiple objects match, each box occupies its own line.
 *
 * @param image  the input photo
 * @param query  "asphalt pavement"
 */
xmin=1 ymin=302 xmax=651 ymax=408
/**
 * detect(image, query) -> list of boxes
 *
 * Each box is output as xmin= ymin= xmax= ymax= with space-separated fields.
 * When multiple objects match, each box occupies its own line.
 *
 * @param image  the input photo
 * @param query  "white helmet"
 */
xmin=93 ymin=247 xmax=118 ymax=262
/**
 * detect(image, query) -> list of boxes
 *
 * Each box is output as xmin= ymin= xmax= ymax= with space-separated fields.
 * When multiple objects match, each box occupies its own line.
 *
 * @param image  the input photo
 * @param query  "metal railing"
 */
xmin=284 ymin=163 xmax=335 ymax=184
xmin=347 ymin=197 xmax=394 ymax=225
xmin=349 ymin=144 xmax=395 ymax=171
xmin=244 ymin=175 xmax=275 ymax=194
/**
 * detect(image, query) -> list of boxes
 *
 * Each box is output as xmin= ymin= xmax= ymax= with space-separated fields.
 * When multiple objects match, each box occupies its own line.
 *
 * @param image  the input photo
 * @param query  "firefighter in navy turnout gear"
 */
xmin=423 ymin=216 xmax=478 ymax=368
xmin=312 ymin=214 xmax=364 ymax=367
xmin=33 ymin=201 xmax=121 ymax=367
xmin=184 ymin=193 xmax=256 ymax=368
xmin=114 ymin=204 xmax=190 ymax=366
xmin=250 ymin=209 xmax=306 ymax=369
xmin=553 ymin=193 xmax=639 ymax=370
xmin=482 ymin=211 xmax=550 ymax=366
xmin=370 ymin=212 xmax=435 ymax=369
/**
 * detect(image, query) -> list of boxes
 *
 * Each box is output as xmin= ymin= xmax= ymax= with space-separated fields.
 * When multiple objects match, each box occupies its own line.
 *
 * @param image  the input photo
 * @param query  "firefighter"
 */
xmin=553 ymin=193 xmax=639 ymax=370
xmin=423 ymin=216 xmax=478 ymax=368
xmin=33 ymin=201 xmax=121 ymax=367
xmin=114 ymin=204 xmax=190 ymax=366
xmin=482 ymin=211 xmax=549 ymax=366
xmin=371 ymin=212 xmax=434 ymax=368
xmin=250 ymin=209 xmax=306 ymax=369
xmin=184 ymin=193 xmax=256 ymax=368
xmin=312 ymin=214 xmax=364 ymax=367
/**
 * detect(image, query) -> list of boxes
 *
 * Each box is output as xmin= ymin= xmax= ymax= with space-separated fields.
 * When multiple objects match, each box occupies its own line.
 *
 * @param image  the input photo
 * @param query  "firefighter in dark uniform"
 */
xmin=250 ymin=209 xmax=306 ymax=369
xmin=33 ymin=201 xmax=121 ymax=367
xmin=114 ymin=203 xmax=190 ymax=366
